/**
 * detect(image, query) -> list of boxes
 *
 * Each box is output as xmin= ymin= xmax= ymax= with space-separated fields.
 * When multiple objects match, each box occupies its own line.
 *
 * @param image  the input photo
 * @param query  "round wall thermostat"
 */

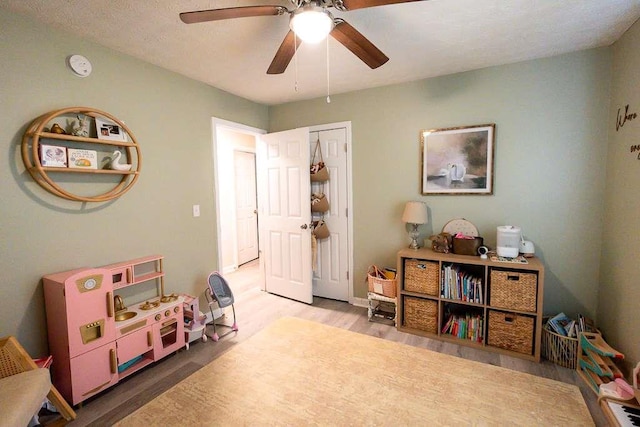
xmin=67 ymin=54 xmax=92 ymax=77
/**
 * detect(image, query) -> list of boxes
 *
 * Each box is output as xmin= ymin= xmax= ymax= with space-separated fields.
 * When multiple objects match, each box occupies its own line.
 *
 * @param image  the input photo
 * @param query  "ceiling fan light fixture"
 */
xmin=290 ymin=5 xmax=334 ymax=44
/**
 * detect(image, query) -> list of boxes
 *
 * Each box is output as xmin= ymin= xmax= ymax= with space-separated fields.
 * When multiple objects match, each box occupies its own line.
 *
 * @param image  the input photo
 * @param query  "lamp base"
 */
xmin=407 ymin=223 xmax=420 ymax=250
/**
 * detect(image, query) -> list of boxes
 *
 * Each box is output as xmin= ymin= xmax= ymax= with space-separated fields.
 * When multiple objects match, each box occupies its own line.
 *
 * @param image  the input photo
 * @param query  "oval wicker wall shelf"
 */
xmin=21 ymin=107 xmax=142 ymax=202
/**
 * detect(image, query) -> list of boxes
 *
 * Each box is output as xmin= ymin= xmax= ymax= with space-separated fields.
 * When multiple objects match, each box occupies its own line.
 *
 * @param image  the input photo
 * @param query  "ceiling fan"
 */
xmin=180 ymin=0 xmax=422 ymax=74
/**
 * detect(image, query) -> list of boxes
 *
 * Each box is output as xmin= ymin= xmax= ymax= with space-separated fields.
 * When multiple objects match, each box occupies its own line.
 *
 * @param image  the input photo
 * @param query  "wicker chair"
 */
xmin=0 ymin=336 xmax=76 ymax=425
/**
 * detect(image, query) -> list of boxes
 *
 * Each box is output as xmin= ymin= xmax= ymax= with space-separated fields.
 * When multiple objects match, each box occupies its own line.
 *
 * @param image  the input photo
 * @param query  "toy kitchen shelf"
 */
xmin=42 ymin=255 xmax=184 ymax=406
xmin=21 ymin=106 xmax=142 ymax=202
xmin=396 ymin=247 xmax=545 ymax=362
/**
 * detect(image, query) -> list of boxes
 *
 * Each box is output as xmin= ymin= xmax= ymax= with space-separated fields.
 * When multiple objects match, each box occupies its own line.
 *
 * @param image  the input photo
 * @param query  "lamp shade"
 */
xmin=402 ymin=201 xmax=428 ymax=224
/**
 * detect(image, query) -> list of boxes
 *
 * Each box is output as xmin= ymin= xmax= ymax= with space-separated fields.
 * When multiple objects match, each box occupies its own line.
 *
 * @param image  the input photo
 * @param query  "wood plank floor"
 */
xmin=61 ymin=259 xmax=607 ymax=426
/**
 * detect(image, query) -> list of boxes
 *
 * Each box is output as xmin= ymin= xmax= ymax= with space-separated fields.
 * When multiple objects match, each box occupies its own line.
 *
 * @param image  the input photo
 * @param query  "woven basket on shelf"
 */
xmin=541 ymin=325 xmax=578 ymax=369
xmin=490 ymin=270 xmax=537 ymax=312
xmin=404 ymin=259 xmax=439 ymax=296
xmin=403 ymin=296 xmax=438 ymax=334
xmin=487 ymin=310 xmax=534 ymax=355
xmin=367 ymin=265 xmax=397 ymax=298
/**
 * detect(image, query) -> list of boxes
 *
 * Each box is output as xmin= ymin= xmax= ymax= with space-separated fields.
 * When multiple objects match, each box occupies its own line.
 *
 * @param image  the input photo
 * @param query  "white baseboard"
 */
xmin=352 ymin=297 xmax=368 ymax=308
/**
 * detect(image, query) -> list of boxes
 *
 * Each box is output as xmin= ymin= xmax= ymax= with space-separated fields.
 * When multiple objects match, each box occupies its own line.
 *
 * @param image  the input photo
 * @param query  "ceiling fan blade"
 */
xmin=330 ymin=20 xmax=389 ymax=69
xmin=340 ymin=0 xmax=423 ymax=11
xmin=267 ymin=30 xmax=302 ymax=75
xmin=180 ymin=6 xmax=288 ymax=24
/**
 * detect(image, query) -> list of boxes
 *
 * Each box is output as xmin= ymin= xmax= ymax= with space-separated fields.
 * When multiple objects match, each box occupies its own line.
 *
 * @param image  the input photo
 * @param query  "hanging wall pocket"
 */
xmin=311 ymin=193 xmax=330 ymax=213
xmin=312 ymin=220 xmax=330 ymax=239
xmin=310 ymin=139 xmax=329 ymax=182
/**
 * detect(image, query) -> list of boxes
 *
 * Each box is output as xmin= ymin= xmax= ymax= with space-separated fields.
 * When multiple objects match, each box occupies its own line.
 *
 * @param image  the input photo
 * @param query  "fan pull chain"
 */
xmin=294 ymin=33 xmax=299 ymax=92
xmin=326 ymin=36 xmax=331 ymax=104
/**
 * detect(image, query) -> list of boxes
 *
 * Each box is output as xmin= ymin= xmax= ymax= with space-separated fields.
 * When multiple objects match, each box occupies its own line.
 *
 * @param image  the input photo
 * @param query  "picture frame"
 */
xmin=421 ymin=124 xmax=495 ymax=195
xmin=95 ymin=117 xmax=127 ymax=142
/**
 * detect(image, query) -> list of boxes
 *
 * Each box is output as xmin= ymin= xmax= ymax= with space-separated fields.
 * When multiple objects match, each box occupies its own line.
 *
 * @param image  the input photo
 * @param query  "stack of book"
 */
xmin=546 ymin=312 xmax=596 ymax=338
xmin=440 ymin=264 xmax=483 ymax=303
xmin=441 ymin=312 xmax=484 ymax=343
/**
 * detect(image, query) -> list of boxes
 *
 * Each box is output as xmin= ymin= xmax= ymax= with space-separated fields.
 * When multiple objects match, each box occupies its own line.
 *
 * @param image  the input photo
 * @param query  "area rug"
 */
xmin=115 ymin=317 xmax=593 ymax=426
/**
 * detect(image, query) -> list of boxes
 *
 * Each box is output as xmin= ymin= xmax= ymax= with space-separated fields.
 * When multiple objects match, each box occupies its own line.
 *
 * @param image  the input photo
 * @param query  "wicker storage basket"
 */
xmin=367 ymin=266 xmax=397 ymax=298
xmin=489 ymin=270 xmax=537 ymax=312
xmin=541 ymin=326 xmax=578 ymax=369
xmin=487 ymin=310 xmax=534 ymax=355
xmin=403 ymin=296 xmax=438 ymax=334
xmin=404 ymin=259 xmax=439 ymax=296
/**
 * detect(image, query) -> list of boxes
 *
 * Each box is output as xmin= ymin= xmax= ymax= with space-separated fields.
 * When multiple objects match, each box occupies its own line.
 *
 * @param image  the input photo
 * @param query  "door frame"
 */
xmin=211 ymin=117 xmax=266 ymax=275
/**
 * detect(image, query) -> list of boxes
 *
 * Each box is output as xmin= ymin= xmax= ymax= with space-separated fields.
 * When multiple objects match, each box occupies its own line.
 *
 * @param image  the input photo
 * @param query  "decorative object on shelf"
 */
xmin=311 ymin=192 xmax=329 ymax=212
xmin=109 ymin=150 xmax=132 ymax=171
xmin=429 ymin=232 xmax=452 ymax=253
xmin=96 ymin=117 xmax=127 ymax=142
xmin=444 ymin=217 xmax=482 ymax=256
xmin=40 ymin=144 xmax=67 ymax=168
xmin=496 ymin=225 xmax=521 ymax=258
xmin=71 ymin=114 xmax=90 ymax=137
xmin=50 ymin=123 xmax=66 ymax=134
xmin=310 ymin=138 xmax=329 ymax=182
xmin=421 ymin=123 xmax=495 ymax=195
xmin=402 ymin=201 xmax=428 ymax=249
xmin=67 ymin=148 xmax=98 ymax=169
xmin=519 ymin=234 xmax=535 ymax=257
xmin=21 ymin=107 xmax=142 ymax=202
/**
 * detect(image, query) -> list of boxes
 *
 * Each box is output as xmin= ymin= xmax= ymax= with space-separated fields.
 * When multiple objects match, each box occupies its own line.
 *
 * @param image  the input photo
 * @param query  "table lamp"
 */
xmin=402 ymin=201 xmax=428 ymax=249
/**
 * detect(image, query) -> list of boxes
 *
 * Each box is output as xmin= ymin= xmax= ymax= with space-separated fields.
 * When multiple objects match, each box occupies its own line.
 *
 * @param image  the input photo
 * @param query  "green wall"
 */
xmin=0 ymin=10 xmax=268 ymax=355
xmin=2 ymin=5 xmax=636 ymax=369
xmin=270 ymin=48 xmax=612 ymax=322
xmin=599 ymin=18 xmax=640 ymax=368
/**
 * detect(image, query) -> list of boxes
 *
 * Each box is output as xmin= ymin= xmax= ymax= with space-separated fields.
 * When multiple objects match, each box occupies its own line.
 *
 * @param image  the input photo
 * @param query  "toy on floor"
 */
xmin=182 ymin=294 xmax=207 ymax=349
xmin=205 ymin=272 xmax=238 ymax=342
xmin=577 ymin=332 xmax=626 ymax=395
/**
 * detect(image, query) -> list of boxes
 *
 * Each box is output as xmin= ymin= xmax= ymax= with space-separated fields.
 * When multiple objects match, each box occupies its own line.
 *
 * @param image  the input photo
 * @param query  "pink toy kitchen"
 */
xmin=42 ymin=255 xmax=185 ymax=406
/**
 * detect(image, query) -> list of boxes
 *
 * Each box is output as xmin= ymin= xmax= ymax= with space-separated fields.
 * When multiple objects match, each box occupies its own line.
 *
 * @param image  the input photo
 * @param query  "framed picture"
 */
xmin=95 ymin=117 xmax=127 ymax=142
xmin=421 ymin=124 xmax=495 ymax=195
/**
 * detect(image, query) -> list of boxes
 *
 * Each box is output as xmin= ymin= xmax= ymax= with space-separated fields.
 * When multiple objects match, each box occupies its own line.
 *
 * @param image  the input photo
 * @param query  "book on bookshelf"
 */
xmin=440 ymin=264 xmax=483 ymax=303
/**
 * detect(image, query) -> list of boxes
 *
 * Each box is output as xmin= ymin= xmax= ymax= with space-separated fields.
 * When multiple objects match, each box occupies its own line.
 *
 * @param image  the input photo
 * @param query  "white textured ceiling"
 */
xmin=3 ymin=0 xmax=640 ymax=105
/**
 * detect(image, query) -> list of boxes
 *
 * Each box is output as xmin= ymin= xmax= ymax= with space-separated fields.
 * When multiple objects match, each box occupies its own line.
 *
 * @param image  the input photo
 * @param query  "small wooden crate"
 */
xmin=490 ymin=270 xmax=537 ymax=312
xmin=403 ymin=296 xmax=438 ymax=334
xmin=542 ymin=326 xmax=578 ymax=369
xmin=487 ymin=310 xmax=534 ymax=355
xmin=404 ymin=259 xmax=439 ymax=296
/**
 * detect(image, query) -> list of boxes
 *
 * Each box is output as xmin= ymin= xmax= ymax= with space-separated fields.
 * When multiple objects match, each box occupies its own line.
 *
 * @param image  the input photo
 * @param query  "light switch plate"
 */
xmin=192 ymin=205 xmax=200 ymax=217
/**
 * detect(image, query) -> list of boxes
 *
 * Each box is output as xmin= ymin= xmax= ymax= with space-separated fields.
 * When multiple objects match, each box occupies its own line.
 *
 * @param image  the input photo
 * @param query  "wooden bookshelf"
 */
xmin=397 ymin=247 xmax=545 ymax=362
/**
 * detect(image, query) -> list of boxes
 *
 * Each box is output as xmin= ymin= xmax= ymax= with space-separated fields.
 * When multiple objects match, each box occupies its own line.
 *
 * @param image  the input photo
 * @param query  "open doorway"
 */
xmin=212 ymin=118 xmax=265 ymax=275
xmin=212 ymin=118 xmax=354 ymax=303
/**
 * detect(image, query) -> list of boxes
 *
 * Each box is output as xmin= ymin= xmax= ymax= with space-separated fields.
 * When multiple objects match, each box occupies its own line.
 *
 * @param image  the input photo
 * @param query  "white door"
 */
xmin=257 ymin=128 xmax=312 ymax=304
xmin=234 ymin=151 xmax=259 ymax=265
xmin=311 ymin=129 xmax=349 ymax=300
